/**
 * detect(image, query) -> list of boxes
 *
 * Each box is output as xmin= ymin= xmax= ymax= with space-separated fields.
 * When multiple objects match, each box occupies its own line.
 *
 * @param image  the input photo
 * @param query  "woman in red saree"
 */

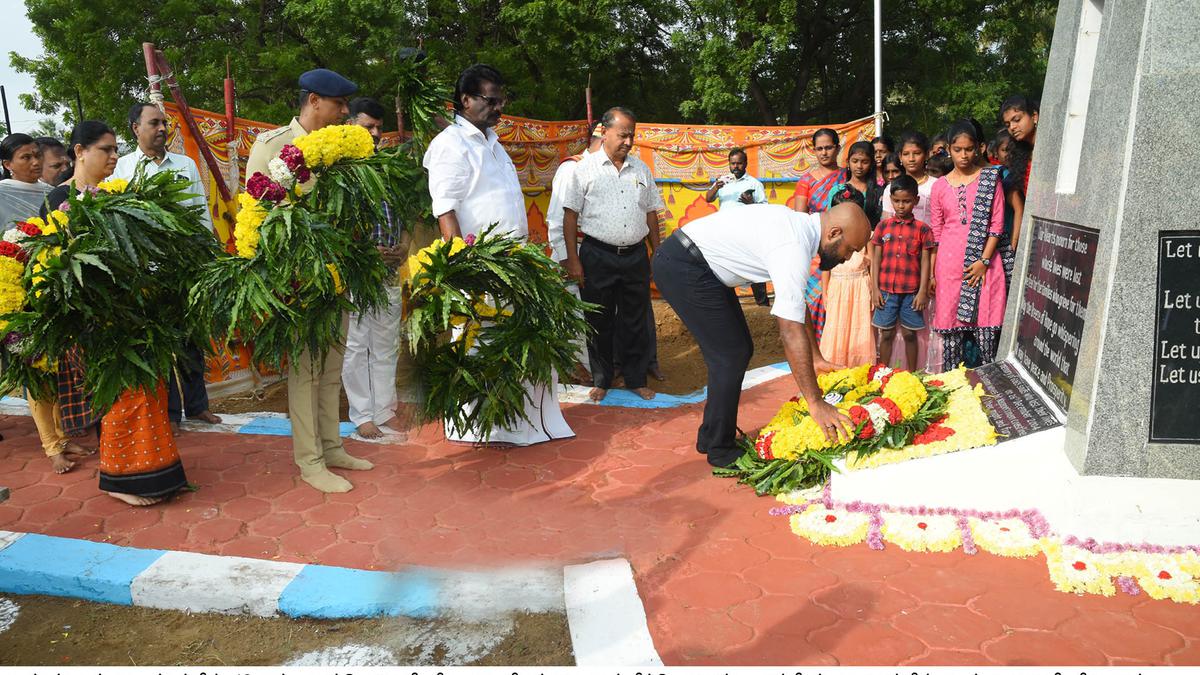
xmin=793 ymin=128 xmax=848 ymax=344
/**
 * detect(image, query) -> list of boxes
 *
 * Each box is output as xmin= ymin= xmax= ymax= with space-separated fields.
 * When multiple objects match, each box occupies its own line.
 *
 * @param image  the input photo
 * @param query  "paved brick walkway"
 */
xmin=1 ymin=376 xmax=1197 ymax=665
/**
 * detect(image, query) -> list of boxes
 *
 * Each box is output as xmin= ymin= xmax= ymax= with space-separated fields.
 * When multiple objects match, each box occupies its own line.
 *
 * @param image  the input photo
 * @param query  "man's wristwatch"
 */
xmin=979 ymin=258 xmax=991 ymax=267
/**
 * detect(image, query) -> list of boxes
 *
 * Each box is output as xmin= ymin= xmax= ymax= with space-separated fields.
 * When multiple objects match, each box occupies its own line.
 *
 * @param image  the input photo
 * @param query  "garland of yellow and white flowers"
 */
xmin=754 ymin=364 xmax=932 ymax=461
xmin=233 ymin=124 xmax=374 ymax=260
xmin=774 ymin=483 xmax=1200 ymax=604
xmin=405 ymin=234 xmax=511 ymax=352
xmin=845 ymin=367 xmax=998 ymax=470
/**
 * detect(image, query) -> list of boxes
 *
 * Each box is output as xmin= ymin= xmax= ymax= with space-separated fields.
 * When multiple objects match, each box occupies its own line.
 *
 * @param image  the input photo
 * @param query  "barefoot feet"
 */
xmin=356 ymin=421 xmax=384 ymax=439
xmin=192 ymin=410 xmax=222 ymax=425
xmin=588 ymin=387 xmax=608 ymax=402
xmin=50 ymin=453 xmax=75 ymax=474
xmin=106 ymin=491 xmax=164 ymax=507
xmin=633 ymin=387 xmax=656 ymax=400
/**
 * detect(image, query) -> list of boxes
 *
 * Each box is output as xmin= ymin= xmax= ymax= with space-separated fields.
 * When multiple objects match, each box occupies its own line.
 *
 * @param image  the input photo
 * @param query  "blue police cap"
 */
xmin=298 ymin=69 xmax=358 ymax=98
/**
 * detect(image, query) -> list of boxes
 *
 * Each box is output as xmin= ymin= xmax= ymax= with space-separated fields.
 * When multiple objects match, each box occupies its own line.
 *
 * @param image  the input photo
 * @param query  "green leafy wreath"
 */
xmin=0 ymin=171 xmax=219 ymax=410
xmin=404 ymin=228 xmax=593 ymax=439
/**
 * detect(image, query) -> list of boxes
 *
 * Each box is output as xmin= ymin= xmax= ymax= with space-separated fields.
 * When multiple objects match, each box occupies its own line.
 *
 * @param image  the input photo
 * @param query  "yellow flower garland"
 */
xmin=234 ymin=192 xmax=267 ymax=259
xmin=790 ymin=504 xmax=870 ymax=547
xmin=96 ymin=177 xmax=129 ymax=193
xmin=880 ymin=513 xmax=962 ymax=552
xmin=293 ymin=124 xmax=375 ymax=168
xmin=402 ymin=236 xmax=468 ymax=286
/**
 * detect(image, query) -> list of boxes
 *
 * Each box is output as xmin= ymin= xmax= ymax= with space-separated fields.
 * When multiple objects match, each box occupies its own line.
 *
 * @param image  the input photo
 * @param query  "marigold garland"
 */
xmin=880 ymin=512 xmax=962 ymax=552
xmin=773 ymin=494 xmax=1200 ymax=604
xmin=789 ymin=503 xmax=870 ymax=547
xmin=95 ymin=177 xmax=129 ymax=193
xmin=292 ymin=124 xmax=375 ymax=168
xmin=233 ymin=192 xmax=267 ymax=259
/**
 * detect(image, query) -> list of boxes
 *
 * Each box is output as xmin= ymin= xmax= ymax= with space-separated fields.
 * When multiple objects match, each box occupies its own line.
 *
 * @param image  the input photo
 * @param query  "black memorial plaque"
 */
xmin=1150 ymin=232 xmax=1200 ymax=443
xmin=1013 ymin=218 xmax=1099 ymax=412
xmin=968 ymin=361 xmax=1062 ymax=440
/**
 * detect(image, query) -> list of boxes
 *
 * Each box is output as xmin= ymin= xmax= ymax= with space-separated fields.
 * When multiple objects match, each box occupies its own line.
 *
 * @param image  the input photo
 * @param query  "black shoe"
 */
xmin=707 ymin=451 xmax=742 ymax=468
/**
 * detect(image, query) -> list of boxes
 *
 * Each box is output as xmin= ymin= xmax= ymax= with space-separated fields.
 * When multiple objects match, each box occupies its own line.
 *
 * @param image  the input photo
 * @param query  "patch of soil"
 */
xmin=208 ymin=298 xmax=785 ymax=415
xmin=652 ymin=297 xmax=784 ymax=395
xmin=0 ymin=594 xmax=572 ymax=666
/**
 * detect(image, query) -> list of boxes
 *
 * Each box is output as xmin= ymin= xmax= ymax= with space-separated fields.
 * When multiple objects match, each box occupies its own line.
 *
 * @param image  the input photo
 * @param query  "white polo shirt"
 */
xmin=680 ymin=204 xmax=820 ymax=323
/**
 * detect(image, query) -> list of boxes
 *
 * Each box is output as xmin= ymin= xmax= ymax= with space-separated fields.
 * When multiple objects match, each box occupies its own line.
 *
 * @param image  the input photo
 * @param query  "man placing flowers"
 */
xmin=652 ymin=201 xmax=871 ymax=468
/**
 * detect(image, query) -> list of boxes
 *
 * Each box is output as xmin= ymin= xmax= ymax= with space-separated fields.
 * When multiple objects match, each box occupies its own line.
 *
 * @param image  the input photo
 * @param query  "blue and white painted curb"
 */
xmin=0 ymin=362 xmax=792 ymax=438
xmin=0 ymin=530 xmax=661 ymax=666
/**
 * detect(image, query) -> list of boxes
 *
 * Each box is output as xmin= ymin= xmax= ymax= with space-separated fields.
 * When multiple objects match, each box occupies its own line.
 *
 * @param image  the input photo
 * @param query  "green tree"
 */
xmin=12 ymin=0 xmax=1055 ymax=139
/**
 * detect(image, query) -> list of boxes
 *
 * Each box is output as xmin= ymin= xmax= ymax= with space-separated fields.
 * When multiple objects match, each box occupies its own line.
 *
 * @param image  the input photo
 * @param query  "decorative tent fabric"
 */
xmin=162 ymin=103 xmax=876 ymax=393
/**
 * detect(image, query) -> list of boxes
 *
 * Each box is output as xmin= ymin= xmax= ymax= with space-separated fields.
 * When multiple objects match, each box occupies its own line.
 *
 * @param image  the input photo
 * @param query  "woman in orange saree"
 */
xmin=98 ymin=383 xmax=187 ymax=506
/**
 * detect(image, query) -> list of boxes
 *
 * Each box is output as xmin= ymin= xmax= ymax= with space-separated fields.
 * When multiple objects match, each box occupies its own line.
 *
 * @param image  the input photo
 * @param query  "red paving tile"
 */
xmin=983 ymin=630 xmax=1109 ymax=666
xmin=0 ymin=374 xmax=1195 ymax=666
xmin=891 ymin=604 xmax=1005 ymax=650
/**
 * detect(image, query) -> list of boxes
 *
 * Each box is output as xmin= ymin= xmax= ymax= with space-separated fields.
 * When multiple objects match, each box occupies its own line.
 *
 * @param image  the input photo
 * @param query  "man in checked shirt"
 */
xmin=342 ymin=97 xmax=411 ymax=439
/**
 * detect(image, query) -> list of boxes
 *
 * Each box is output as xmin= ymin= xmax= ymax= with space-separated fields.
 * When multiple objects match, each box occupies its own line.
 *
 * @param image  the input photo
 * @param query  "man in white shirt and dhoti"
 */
xmin=423 ymin=63 xmax=574 ymax=446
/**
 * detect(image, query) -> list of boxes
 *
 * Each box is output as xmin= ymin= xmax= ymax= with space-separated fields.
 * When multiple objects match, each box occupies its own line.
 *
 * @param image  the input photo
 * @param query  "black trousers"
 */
xmin=168 ymin=343 xmax=211 ymax=423
xmin=613 ymin=302 xmax=659 ymax=374
xmin=751 ymin=282 xmax=770 ymax=305
xmin=580 ymin=239 xmax=652 ymax=390
xmin=653 ymin=235 xmax=752 ymax=466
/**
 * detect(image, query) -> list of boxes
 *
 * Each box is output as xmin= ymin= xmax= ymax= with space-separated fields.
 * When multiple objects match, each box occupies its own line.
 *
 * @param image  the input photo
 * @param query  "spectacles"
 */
xmin=471 ymin=93 xmax=508 ymax=108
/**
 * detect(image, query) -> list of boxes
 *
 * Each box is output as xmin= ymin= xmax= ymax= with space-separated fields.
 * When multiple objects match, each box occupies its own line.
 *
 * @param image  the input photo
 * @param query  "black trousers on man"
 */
xmin=653 ymin=233 xmax=752 ymax=467
xmin=168 ymin=343 xmax=211 ymax=424
xmin=580 ymin=238 xmax=652 ymax=390
xmin=751 ymin=282 xmax=771 ymax=306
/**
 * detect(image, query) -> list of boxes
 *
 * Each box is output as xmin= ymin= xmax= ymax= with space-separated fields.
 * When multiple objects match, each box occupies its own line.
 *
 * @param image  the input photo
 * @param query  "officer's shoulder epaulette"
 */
xmin=255 ymin=126 xmax=291 ymax=142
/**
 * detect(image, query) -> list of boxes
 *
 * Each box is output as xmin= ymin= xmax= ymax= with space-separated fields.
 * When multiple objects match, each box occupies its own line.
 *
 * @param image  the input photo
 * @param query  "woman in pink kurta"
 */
xmin=929 ymin=120 xmax=1009 ymax=372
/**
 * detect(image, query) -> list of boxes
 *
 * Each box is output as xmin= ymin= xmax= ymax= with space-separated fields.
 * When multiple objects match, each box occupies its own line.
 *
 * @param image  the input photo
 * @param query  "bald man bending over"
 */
xmin=653 ymin=202 xmax=873 ymax=467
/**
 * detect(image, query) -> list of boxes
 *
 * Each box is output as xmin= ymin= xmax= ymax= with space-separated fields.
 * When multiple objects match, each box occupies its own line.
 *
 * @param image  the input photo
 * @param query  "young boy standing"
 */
xmin=871 ymin=174 xmax=934 ymax=370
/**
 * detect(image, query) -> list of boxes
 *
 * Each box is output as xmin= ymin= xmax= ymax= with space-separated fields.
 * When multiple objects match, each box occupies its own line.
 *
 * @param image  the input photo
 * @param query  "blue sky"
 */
xmin=0 ymin=7 xmax=50 ymax=133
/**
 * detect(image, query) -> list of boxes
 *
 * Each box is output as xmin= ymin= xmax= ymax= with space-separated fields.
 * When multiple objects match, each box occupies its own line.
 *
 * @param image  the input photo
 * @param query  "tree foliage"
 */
xmin=12 ymin=0 xmax=1055 ymax=139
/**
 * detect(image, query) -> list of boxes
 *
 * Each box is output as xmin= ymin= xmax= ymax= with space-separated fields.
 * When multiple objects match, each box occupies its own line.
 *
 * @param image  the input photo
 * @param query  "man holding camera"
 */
xmin=705 ymin=147 xmax=770 ymax=305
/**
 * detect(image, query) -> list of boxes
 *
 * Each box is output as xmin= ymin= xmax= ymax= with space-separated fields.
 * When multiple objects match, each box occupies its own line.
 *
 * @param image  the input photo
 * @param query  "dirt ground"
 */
xmin=0 ymin=594 xmax=572 ymax=666
xmin=210 ymin=298 xmax=784 ymax=415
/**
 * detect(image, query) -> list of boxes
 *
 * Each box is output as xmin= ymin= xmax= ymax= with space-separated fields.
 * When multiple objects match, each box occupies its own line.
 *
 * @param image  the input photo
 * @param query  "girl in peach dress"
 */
xmin=819 ymin=184 xmax=876 ymax=367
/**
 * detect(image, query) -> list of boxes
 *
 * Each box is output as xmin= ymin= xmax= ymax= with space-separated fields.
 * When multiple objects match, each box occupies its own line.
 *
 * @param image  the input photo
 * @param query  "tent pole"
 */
xmin=873 ymin=0 xmax=884 ymax=135
xmin=152 ymin=50 xmax=232 ymax=202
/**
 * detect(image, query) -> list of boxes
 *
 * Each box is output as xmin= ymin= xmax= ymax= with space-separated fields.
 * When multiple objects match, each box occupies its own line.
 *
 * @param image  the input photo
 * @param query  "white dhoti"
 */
xmin=565 ymin=281 xmax=590 ymax=374
xmin=443 ymin=310 xmax=575 ymax=445
xmin=445 ymin=374 xmax=574 ymax=445
xmin=342 ymin=285 xmax=404 ymax=427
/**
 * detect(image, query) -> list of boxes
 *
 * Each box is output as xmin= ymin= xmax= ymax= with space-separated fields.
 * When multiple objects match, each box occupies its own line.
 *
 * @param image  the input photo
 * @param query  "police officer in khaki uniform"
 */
xmin=246 ymin=68 xmax=370 ymax=493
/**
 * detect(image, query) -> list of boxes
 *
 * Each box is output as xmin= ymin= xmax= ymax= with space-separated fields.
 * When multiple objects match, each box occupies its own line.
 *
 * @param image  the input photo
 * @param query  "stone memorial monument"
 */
xmin=998 ymin=0 xmax=1200 ymax=479
xmin=833 ymin=0 xmax=1200 ymax=542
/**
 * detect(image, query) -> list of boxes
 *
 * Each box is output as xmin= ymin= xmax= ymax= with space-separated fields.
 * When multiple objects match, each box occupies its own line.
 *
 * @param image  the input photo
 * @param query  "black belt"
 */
xmin=673 ymin=230 xmax=708 ymax=266
xmin=583 ymin=237 xmax=646 ymax=256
